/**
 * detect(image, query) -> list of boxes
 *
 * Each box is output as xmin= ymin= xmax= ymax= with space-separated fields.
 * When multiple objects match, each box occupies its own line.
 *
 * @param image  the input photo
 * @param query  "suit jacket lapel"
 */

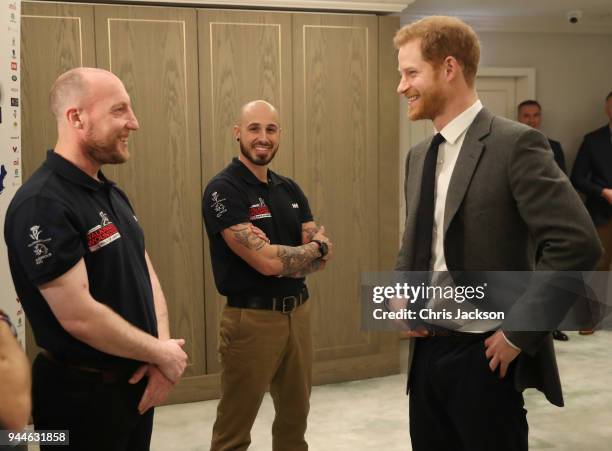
xmin=443 ymin=108 xmax=493 ymax=235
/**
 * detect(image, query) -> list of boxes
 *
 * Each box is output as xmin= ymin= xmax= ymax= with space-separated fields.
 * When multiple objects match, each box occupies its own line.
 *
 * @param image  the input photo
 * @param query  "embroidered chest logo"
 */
xmin=211 ymin=191 xmax=227 ymax=218
xmin=87 ymin=211 xmax=121 ymax=252
xmin=27 ymin=225 xmax=53 ymax=265
xmin=291 ymin=203 xmax=299 ymax=209
xmin=249 ymin=198 xmax=272 ymax=220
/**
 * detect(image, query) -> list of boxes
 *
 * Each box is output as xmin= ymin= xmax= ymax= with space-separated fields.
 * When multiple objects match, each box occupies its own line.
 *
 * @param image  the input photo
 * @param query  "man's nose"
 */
xmin=127 ymin=111 xmax=140 ymax=130
xmin=397 ymin=76 xmax=408 ymax=95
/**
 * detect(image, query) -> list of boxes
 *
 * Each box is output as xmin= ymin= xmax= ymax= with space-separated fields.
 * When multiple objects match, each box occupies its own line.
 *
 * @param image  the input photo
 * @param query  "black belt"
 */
xmin=425 ymin=324 xmax=492 ymax=338
xmin=41 ymin=350 xmax=126 ymax=383
xmin=227 ymin=288 xmax=309 ymax=313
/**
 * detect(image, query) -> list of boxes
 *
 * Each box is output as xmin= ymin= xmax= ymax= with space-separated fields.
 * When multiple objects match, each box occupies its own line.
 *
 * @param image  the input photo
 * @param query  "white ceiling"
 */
xmin=401 ymin=0 xmax=612 ymax=33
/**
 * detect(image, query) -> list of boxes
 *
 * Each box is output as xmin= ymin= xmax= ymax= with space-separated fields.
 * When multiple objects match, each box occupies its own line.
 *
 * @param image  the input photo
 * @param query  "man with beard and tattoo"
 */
xmin=394 ymin=17 xmax=600 ymax=451
xmin=4 ymin=68 xmax=188 ymax=450
xmin=202 ymin=100 xmax=332 ymax=451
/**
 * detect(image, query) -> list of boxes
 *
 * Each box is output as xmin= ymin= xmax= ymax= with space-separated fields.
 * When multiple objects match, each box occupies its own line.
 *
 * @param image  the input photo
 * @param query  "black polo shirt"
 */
xmin=202 ymin=158 xmax=313 ymax=297
xmin=4 ymin=150 xmax=157 ymax=370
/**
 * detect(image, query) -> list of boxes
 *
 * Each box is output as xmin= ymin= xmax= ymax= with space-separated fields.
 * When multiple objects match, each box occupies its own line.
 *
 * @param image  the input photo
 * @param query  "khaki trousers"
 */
xmin=210 ymin=300 xmax=313 ymax=451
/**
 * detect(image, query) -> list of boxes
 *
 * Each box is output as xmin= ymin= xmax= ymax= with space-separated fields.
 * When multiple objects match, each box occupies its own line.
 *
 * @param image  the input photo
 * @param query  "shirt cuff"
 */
xmin=501 ymin=331 xmax=521 ymax=351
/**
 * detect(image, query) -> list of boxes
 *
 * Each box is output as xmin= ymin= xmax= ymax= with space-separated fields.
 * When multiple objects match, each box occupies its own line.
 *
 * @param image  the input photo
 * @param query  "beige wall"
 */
xmin=478 ymin=31 xmax=612 ymax=168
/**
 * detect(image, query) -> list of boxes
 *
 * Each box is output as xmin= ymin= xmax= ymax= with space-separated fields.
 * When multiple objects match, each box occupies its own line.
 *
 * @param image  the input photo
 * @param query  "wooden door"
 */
xmin=198 ymin=9 xmax=293 ymax=374
xmin=94 ymin=5 xmax=207 ymax=394
xmin=293 ymin=13 xmax=398 ymax=383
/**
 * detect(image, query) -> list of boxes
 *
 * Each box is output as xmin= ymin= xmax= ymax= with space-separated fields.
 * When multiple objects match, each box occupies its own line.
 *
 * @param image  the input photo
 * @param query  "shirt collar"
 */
xmin=435 ymin=99 xmax=483 ymax=146
xmin=44 ymin=150 xmax=114 ymax=191
xmin=229 ymin=157 xmax=282 ymax=186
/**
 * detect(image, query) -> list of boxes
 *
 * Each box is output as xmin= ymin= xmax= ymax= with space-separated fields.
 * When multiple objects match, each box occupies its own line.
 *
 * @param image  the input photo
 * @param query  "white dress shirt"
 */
xmin=431 ymin=99 xmax=483 ymax=272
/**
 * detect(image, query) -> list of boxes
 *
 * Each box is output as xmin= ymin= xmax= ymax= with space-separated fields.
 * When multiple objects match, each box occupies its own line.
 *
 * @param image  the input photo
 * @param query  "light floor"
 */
xmin=151 ymin=331 xmax=612 ymax=451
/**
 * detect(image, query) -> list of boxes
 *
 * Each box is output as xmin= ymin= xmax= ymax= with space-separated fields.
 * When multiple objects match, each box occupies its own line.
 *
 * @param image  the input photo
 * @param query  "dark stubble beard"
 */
xmin=239 ymin=141 xmax=278 ymax=166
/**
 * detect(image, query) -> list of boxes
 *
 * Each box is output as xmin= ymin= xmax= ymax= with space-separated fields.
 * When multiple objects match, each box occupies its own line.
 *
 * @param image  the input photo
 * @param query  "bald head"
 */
xmin=49 ymin=67 xmax=120 ymax=120
xmin=234 ymin=100 xmax=281 ymax=167
xmin=237 ymin=100 xmax=280 ymax=127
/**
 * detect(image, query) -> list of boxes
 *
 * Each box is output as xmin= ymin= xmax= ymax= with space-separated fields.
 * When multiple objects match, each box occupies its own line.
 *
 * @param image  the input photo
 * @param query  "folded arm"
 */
xmin=222 ymin=221 xmax=330 ymax=276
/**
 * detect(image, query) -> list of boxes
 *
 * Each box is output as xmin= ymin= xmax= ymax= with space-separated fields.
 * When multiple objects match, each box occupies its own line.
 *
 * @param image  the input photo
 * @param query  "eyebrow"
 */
xmin=111 ymin=101 xmax=129 ymax=110
xmin=247 ymin=122 xmax=279 ymax=128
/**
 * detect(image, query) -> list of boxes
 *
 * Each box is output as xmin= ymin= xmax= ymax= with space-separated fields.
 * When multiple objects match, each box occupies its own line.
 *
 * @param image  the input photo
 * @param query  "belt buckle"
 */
xmin=281 ymin=296 xmax=297 ymax=313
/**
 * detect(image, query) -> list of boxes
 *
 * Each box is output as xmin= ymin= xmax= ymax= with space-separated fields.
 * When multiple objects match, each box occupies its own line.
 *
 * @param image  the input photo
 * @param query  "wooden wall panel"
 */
xmin=293 ymin=13 xmax=398 ymax=381
xmin=21 ymin=1 xmax=96 ymax=178
xmin=21 ymin=1 xmax=96 ymax=361
xmin=94 ymin=5 xmax=206 ymax=380
xmin=198 ymin=9 xmax=293 ymax=374
xmin=378 ymin=16 xmax=400 ymax=270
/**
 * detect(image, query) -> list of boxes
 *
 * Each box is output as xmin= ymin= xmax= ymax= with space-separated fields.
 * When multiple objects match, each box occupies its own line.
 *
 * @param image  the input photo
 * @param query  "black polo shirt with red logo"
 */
xmin=4 ymin=150 xmax=157 ymax=370
xmin=202 ymin=157 xmax=313 ymax=297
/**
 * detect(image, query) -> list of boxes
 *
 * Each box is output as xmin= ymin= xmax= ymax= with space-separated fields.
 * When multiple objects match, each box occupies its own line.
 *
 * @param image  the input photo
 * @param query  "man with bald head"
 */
xmin=4 ymin=67 xmax=188 ymax=450
xmin=203 ymin=100 xmax=332 ymax=450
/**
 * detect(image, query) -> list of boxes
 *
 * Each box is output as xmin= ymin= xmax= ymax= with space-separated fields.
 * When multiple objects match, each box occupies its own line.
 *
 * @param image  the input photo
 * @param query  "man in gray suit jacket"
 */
xmin=394 ymin=16 xmax=601 ymax=451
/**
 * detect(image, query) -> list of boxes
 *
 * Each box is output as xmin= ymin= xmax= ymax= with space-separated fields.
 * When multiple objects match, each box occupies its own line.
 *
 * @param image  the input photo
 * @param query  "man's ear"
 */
xmin=233 ymin=125 xmax=240 ymax=142
xmin=443 ymin=56 xmax=461 ymax=82
xmin=67 ymin=108 xmax=82 ymax=129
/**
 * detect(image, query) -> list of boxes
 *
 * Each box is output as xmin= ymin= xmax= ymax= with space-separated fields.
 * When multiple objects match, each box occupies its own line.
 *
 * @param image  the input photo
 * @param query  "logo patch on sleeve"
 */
xmin=87 ymin=211 xmax=121 ymax=252
xmin=27 ymin=225 xmax=53 ymax=265
xmin=249 ymin=198 xmax=272 ymax=220
xmin=211 ymin=192 xmax=227 ymax=218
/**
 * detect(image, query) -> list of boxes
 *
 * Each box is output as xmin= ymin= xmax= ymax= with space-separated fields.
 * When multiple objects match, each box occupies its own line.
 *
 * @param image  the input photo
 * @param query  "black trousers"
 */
xmin=32 ymin=353 xmax=154 ymax=451
xmin=409 ymin=334 xmax=528 ymax=451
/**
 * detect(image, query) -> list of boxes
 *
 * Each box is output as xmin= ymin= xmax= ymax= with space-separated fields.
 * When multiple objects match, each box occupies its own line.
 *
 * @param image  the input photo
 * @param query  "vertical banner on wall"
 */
xmin=0 ymin=0 xmax=23 ymax=346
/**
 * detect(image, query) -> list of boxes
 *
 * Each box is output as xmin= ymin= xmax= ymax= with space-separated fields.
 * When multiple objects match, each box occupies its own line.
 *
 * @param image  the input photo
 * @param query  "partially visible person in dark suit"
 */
xmin=517 ymin=99 xmax=569 ymax=341
xmin=571 ymin=91 xmax=612 ymax=335
xmin=517 ymin=100 xmax=566 ymax=172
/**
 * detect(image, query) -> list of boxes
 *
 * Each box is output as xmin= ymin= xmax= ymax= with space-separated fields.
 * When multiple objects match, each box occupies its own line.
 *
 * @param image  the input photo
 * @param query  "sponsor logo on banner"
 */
xmin=9 ymin=1 xmax=17 ymax=10
xmin=87 ymin=211 xmax=122 ymax=252
xmin=10 ymin=98 xmax=18 ymax=107
xmin=12 ymin=145 xmax=18 ymax=152
xmin=27 ymin=226 xmax=53 ymax=265
xmin=249 ymin=198 xmax=272 ymax=220
xmin=11 ymin=49 xmax=16 ymax=59
xmin=11 ymin=61 xmax=17 ymax=70
xmin=13 ymin=167 xmax=19 ymax=177
xmin=10 ymin=12 xmax=16 ymax=23
xmin=11 ymin=75 xmax=17 ymax=82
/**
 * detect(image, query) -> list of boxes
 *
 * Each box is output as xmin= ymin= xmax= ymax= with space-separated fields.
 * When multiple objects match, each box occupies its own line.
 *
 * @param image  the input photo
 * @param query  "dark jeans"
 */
xmin=409 ymin=334 xmax=528 ymax=451
xmin=32 ymin=353 xmax=153 ymax=451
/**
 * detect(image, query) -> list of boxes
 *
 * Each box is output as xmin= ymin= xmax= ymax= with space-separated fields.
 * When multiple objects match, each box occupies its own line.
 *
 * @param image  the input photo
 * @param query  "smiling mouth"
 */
xmin=407 ymin=95 xmax=419 ymax=104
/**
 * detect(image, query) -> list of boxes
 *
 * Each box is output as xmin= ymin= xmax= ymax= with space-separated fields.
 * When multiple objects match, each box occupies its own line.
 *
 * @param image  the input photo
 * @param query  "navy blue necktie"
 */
xmin=412 ymin=133 xmax=445 ymax=271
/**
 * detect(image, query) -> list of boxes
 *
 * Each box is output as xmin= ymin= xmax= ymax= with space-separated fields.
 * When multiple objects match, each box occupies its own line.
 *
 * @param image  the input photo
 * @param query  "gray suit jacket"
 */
xmin=396 ymin=108 xmax=601 ymax=407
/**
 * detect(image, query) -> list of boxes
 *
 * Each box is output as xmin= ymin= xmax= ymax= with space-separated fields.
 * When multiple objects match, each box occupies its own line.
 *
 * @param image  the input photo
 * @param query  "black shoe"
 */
xmin=553 ymin=330 xmax=569 ymax=341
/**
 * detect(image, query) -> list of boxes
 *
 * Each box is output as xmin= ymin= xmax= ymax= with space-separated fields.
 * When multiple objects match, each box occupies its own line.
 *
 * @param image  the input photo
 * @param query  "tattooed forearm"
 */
xmin=285 ymin=258 xmax=325 ymax=278
xmin=229 ymin=225 xmax=266 ymax=251
xmin=277 ymin=243 xmax=320 ymax=275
